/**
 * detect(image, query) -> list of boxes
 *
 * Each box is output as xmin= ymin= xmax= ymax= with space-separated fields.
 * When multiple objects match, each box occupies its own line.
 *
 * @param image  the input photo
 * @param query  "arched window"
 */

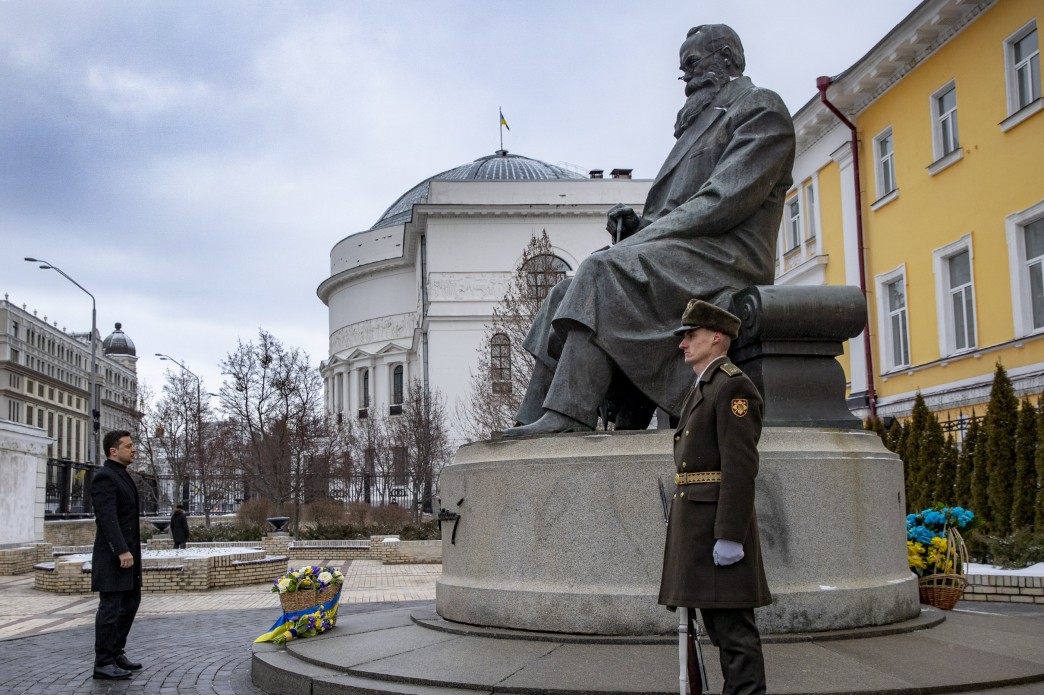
xmin=392 ymin=365 xmax=404 ymax=405
xmin=522 ymin=254 xmax=570 ymax=300
xmin=360 ymin=369 xmax=370 ymax=413
xmin=491 ymin=333 xmax=511 ymax=394
xmin=390 ymin=365 xmax=404 ymax=415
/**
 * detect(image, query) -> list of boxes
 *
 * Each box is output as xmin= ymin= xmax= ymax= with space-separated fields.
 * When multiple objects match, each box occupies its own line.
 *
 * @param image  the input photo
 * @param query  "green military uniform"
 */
xmin=658 ymin=353 xmax=770 ymax=608
xmin=659 ymin=349 xmax=769 ymax=695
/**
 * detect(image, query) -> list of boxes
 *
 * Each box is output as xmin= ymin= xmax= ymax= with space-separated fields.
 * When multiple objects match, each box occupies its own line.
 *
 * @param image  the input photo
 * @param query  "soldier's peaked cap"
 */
xmin=672 ymin=299 xmax=741 ymax=339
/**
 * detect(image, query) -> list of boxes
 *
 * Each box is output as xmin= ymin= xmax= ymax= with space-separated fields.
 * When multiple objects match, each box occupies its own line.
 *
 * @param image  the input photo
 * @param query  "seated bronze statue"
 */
xmin=504 ymin=24 xmax=795 ymax=437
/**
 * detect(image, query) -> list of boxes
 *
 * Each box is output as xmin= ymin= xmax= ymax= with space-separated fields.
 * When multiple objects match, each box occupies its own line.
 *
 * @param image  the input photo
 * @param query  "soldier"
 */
xmin=659 ymin=299 xmax=770 ymax=695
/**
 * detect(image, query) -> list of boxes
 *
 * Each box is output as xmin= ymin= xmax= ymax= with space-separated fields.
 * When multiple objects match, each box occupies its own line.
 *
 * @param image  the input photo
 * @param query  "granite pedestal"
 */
xmin=436 ymin=427 xmax=918 ymax=635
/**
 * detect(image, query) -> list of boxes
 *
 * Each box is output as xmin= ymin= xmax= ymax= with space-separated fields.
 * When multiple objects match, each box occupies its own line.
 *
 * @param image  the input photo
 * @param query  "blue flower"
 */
xmin=909 ymin=526 xmax=937 ymax=545
xmin=922 ymin=510 xmax=946 ymax=528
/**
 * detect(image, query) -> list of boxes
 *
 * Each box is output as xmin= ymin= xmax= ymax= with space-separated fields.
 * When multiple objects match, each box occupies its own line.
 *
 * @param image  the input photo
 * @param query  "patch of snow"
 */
xmin=967 ymin=562 xmax=1044 ymax=577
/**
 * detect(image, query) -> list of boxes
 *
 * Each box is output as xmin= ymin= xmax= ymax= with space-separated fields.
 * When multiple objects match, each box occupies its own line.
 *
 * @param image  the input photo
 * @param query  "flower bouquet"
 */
xmin=906 ymin=505 xmax=976 ymax=610
xmin=271 ymin=564 xmax=344 ymax=614
xmin=271 ymin=605 xmax=336 ymax=645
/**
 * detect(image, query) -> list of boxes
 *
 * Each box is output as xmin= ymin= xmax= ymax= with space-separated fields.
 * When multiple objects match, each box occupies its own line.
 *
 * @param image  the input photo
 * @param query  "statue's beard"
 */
xmin=674 ymin=72 xmax=727 ymax=138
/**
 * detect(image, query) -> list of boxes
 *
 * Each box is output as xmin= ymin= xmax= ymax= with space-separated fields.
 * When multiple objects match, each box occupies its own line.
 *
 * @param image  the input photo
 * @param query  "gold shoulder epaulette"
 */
xmin=719 ymin=362 xmax=742 ymax=377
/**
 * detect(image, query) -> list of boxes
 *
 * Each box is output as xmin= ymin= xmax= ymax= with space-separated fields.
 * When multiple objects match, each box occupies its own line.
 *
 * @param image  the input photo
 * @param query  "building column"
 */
xmin=831 ymin=141 xmax=868 ymax=399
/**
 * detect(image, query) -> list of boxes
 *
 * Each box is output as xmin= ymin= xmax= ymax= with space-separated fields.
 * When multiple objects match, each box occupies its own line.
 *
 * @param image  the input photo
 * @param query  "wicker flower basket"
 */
xmin=917 ymin=527 xmax=969 ymax=610
xmin=279 ymin=584 xmax=340 ymax=614
xmin=918 ymin=573 xmax=968 ymax=610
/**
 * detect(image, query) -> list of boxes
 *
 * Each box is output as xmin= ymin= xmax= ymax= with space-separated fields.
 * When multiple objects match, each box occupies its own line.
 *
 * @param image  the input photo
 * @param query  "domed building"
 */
xmin=99 ymin=322 xmax=140 ymax=447
xmin=318 ymin=150 xmax=651 ymax=446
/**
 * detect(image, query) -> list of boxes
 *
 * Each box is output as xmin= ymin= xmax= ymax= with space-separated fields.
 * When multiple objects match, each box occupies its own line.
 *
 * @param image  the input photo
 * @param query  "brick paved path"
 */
xmin=0 ymin=601 xmax=430 ymax=695
xmin=0 ymin=559 xmax=439 ymax=694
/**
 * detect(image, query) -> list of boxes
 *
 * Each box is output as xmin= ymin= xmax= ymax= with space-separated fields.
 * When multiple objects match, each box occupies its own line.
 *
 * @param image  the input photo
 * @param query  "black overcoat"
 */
xmin=524 ymin=76 xmax=795 ymax=419
xmin=171 ymin=509 xmax=190 ymax=545
xmin=91 ymin=459 xmax=142 ymax=592
xmin=658 ymin=355 xmax=771 ymax=609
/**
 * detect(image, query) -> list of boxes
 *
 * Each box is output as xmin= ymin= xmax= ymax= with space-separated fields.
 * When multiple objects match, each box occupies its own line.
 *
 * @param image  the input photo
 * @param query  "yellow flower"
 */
xmin=907 ymin=541 xmax=927 ymax=570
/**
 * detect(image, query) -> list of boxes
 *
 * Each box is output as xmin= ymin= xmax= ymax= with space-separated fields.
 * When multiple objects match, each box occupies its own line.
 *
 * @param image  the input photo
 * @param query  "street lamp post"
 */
xmin=25 ymin=257 xmax=99 ymax=466
xmin=156 ymin=353 xmax=206 ymax=522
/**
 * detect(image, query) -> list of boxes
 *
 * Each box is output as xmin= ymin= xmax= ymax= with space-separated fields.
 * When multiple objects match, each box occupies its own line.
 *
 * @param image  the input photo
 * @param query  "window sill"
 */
xmin=927 ymin=149 xmax=963 ymax=176
xmin=1000 ymin=98 xmax=1042 ymax=133
xmin=870 ymin=188 xmax=899 ymax=211
xmin=880 ymin=364 xmax=912 ymax=379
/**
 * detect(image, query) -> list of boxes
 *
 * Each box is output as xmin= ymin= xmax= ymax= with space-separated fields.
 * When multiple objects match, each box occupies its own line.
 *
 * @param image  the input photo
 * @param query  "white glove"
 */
xmin=713 ymin=539 xmax=744 ymax=566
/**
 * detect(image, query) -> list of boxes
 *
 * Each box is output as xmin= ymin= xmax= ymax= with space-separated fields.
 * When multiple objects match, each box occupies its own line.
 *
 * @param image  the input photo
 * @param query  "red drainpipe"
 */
xmin=816 ymin=76 xmax=877 ymax=420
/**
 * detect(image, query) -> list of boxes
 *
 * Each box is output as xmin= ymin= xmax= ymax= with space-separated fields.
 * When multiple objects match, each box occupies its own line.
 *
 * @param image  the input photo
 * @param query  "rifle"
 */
xmin=659 ymin=476 xmax=709 ymax=695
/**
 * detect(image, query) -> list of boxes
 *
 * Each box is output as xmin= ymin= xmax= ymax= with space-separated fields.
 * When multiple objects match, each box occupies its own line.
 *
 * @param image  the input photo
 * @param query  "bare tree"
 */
xmin=154 ymin=370 xmax=199 ymax=513
xmin=351 ymin=412 xmax=393 ymax=505
xmin=218 ymin=329 xmax=325 ymax=518
xmin=132 ymin=382 xmax=164 ymax=512
xmin=456 ymin=230 xmax=565 ymax=440
xmin=391 ymin=379 xmax=452 ymax=521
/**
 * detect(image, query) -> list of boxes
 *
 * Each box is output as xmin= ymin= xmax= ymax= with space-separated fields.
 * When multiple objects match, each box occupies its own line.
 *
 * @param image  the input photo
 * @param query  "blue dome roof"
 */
xmin=372 ymin=150 xmax=586 ymax=229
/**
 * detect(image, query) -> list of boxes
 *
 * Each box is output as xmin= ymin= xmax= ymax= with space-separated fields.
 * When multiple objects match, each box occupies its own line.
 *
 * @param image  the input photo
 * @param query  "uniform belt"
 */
xmin=674 ymin=471 xmax=722 ymax=485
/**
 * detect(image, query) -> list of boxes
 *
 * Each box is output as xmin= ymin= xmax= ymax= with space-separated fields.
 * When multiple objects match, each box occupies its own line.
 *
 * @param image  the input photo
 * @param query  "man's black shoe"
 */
xmin=115 ymin=654 xmax=143 ymax=671
xmin=93 ymin=664 xmax=132 ymax=680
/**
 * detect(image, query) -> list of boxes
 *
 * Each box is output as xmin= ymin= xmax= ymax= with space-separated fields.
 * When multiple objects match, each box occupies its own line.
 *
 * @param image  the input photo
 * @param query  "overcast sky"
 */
xmin=1 ymin=0 xmax=919 ymax=407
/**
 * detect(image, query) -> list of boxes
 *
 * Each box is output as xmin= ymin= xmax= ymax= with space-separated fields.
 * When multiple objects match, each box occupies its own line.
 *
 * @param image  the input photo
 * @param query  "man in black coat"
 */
xmin=171 ymin=504 xmax=190 ymax=549
xmin=91 ymin=430 xmax=144 ymax=680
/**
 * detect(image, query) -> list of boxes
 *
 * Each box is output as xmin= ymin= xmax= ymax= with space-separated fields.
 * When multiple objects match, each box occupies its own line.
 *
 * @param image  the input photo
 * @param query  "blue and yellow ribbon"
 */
xmin=254 ymin=588 xmax=342 ymax=643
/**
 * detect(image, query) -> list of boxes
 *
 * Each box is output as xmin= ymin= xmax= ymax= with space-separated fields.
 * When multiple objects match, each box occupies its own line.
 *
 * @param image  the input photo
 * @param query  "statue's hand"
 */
xmin=606 ymin=204 xmax=640 ymax=241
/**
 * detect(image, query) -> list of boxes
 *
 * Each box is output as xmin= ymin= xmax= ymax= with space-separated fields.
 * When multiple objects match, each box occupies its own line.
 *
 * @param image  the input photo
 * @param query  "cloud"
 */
xmin=86 ymin=65 xmax=213 ymax=119
xmin=1 ymin=0 xmax=920 ymax=407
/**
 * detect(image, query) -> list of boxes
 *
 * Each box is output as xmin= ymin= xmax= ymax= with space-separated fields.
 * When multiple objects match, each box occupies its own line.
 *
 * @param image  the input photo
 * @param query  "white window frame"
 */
xmin=928 ymin=81 xmax=963 ymax=175
xmin=801 ymin=177 xmax=818 ymax=240
xmin=933 ymin=234 xmax=978 ymax=357
xmin=786 ymin=197 xmax=801 ymax=250
xmin=872 ymin=126 xmax=898 ymax=207
xmin=1002 ymin=20 xmax=1041 ymax=131
xmin=875 ymin=265 xmax=912 ymax=372
xmin=1006 ymin=199 xmax=1044 ymax=337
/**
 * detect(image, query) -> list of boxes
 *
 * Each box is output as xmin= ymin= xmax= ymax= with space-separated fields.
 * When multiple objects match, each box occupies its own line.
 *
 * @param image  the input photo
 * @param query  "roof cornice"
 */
xmin=793 ymin=0 xmax=996 ymax=155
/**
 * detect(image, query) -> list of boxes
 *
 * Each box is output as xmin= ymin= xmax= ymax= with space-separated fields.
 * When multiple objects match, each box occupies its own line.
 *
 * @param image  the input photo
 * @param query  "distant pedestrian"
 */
xmin=91 ymin=430 xmax=144 ymax=680
xmin=171 ymin=504 xmax=190 ymax=549
xmin=659 ymin=299 xmax=770 ymax=695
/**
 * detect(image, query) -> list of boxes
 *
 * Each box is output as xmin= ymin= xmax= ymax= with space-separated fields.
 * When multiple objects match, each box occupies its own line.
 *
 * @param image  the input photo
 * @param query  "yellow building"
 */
xmin=782 ymin=0 xmax=1043 ymax=429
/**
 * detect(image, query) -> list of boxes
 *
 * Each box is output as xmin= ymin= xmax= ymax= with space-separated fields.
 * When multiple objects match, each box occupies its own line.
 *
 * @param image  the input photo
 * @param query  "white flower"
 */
xmin=318 ymin=571 xmax=333 ymax=585
xmin=277 ymin=577 xmax=292 ymax=592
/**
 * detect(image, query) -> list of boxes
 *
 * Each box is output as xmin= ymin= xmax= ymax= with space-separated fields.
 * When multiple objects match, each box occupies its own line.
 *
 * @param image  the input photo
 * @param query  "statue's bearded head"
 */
xmin=674 ymin=24 xmax=745 ymax=138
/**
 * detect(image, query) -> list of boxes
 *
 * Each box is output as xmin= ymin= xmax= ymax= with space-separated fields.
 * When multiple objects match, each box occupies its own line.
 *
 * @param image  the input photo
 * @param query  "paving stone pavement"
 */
xmin=0 ymin=559 xmax=438 ymax=695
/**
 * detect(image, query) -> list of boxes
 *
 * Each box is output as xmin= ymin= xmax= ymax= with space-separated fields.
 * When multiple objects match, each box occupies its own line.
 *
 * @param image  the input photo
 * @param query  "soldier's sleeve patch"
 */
xmin=731 ymin=399 xmax=749 ymax=417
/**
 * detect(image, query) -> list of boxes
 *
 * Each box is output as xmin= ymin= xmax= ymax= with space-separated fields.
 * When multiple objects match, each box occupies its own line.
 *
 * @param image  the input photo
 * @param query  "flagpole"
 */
xmin=499 ymin=106 xmax=504 ymax=151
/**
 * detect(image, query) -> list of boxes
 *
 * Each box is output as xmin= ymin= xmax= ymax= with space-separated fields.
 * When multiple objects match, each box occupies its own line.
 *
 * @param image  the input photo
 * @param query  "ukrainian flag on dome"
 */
xmin=500 ymin=109 xmax=510 ymax=130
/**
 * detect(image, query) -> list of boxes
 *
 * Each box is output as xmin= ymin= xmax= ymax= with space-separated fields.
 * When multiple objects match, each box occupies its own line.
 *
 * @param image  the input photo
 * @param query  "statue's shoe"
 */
xmin=502 ymin=411 xmax=592 ymax=437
